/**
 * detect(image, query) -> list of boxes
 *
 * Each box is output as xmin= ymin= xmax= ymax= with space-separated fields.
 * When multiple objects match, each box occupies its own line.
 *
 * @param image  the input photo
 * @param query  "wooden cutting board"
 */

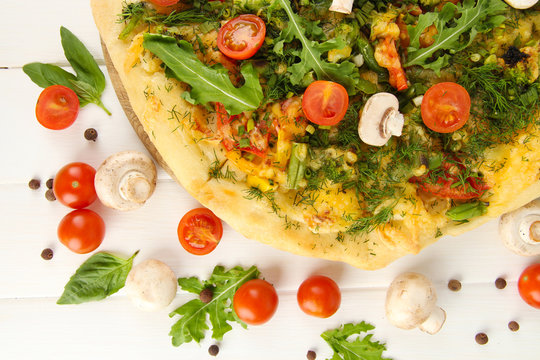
xmin=101 ymin=40 xmax=179 ymax=182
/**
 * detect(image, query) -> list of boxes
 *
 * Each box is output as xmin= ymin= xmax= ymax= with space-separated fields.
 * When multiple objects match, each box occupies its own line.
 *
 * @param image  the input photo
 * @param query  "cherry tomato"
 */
xmin=518 ymin=263 xmax=540 ymax=309
xmin=297 ymin=275 xmax=341 ymax=318
xmin=53 ymin=162 xmax=97 ymax=209
xmin=35 ymin=85 xmax=79 ymax=130
xmin=148 ymin=0 xmax=179 ymax=6
xmin=302 ymin=81 xmax=349 ymax=126
xmin=421 ymin=82 xmax=471 ymax=133
xmin=217 ymin=14 xmax=266 ymax=60
xmin=58 ymin=209 xmax=105 ymax=254
xmin=177 ymin=208 xmax=223 ymax=255
xmin=233 ymin=279 xmax=278 ymax=325
xmin=409 ymin=158 xmax=489 ymax=199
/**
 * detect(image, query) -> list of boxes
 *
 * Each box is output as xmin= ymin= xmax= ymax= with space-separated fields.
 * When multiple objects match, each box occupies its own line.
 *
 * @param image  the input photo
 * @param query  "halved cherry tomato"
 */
xmin=148 ymin=0 xmax=179 ymax=6
xmin=58 ymin=209 xmax=105 ymax=254
xmin=302 ymin=81 xmax=349 ymax=126
xmin=217 ymin=14 xmax=266 ymax=60
xmin=233 ymin=279 xmax=278 ymax=325
xmin=35 ymin=85 xmax=79 ymax=130
xmin=177 ymin=208 xmax=223 ymax=255
xmin=518 ymin=263 xmax=540 ymax=309
xmin=53 ymin=162 xmax=97 ymax=209
xmin=409 ymin=158 xmax=489 ymax=199
xmin=297 ymin=275 xmax=341 ymax=318
xmin=421 ymin=82 xmax=471 ymax=133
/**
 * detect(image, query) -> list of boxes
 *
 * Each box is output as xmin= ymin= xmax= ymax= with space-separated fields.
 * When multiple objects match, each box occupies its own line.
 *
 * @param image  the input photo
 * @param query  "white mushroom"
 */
xmin=504 ymin=0 xmax=538 ymax=9
xmin=329 ymin=0 xmax=354 ymax=14
xmin=385 ymin=272 xmax=446 ymax=335
xmin=358 ymin=92 xmax=405 ymax=146
xmin=125 ymin=259 xmax=178 ymax=311
xmin=499 ymin=199 xmax=540 ymax=256
xmin=95 ymin=151 xmax=157 ymax=211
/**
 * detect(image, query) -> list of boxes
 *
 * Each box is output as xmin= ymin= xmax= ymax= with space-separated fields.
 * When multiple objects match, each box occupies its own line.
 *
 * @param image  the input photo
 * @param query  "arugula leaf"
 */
xmin=274 ymin=0 xmax=359 ymax=93
xmin=57 ymin=251 xmax=139 ymax=305
xmin=446 ymin=201 xmax=488 ymax=221
xmin=405 ymin=0 xmax=507 ymax=72
xmin=143 ymin=33 xmax=263 ymax=115
xmin=23 ymin=27 xmax=111 ymax=115
xmin=321 ymin=322 xmax=392 ymax=360
xmin=169 ymin=265 xmax=260 ymax=346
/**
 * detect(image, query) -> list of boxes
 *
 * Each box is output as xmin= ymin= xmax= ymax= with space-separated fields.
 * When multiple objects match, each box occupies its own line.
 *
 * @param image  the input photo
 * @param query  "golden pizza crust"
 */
xmin=91 ymin=0 xmax=540 ymax=269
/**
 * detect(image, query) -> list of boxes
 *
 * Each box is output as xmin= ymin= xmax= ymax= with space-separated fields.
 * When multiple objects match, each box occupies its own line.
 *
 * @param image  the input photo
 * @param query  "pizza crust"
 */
xmin=91 ymin=0 xmax=540 ymax=269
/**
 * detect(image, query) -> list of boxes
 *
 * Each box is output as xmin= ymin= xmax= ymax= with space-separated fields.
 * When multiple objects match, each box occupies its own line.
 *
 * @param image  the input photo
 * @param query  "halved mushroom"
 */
xmin=95 ymin=151 xmax=157 ymax=211
xmin=504 ymin=0 xmax=538 ymax=9
xmin=329 ymin=0 xmax=354 ymax=14
xmin=385 ymin=272 xmax=446 ymax=334
xmin=499 ymin=199 xmax=540 ymax=256
xmin=358 ymin=93 xmax=405 ymax=146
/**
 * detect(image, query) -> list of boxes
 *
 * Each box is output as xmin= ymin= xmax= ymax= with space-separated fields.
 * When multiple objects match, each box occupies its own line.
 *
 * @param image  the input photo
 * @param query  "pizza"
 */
xmin=91 ymin=0 xmax=540 ymax=269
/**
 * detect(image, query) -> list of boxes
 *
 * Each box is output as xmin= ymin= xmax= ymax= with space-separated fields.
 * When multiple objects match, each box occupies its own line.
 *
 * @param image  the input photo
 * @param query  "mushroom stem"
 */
xmin=381 ymin=109 xmax=404 ymax=138
xmin=329 ymin=0 xmax=354 ymax=14
xmin=418 ymin=306 xmax=446 ymax=335
xmin=519 ymin=216 xmax=540 ymax=245
xmin=119 ymin=170 xmax=153 ymax=204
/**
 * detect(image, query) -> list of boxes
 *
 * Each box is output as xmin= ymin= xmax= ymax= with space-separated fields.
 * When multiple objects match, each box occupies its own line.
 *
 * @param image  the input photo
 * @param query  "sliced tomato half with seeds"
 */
xmin=177 ymin=208 xmax=223 ymax=255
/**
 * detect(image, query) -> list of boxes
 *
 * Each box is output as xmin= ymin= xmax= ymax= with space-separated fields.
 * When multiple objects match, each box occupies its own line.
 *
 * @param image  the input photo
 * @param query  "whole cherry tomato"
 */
xmin=58 ymin=209 xmax=105 ymax=254
xmin=233 ymin=279 xmax=278 ymax=325
xmin=518 ymin=263 xmax=540 ymax=309
xmin=177 ymin=208 xmax=223 ymax=255
xmin=302 ymin=81 xmax=349 ymax=126
xmin=421 ymin=82 xmax=471 ymax=133
xmin=53 ymin=162 xmax=97 ymax=209
xmin=35 ymin=85 xmax=79 ymax=130
xmin=297 ymin=275 xmax=341 ymax=318
xmin=217 ymin=14 xmax=266 ymax=60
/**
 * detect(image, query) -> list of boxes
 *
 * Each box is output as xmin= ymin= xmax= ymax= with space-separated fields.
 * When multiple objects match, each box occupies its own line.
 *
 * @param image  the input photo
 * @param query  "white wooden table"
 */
xmin=1 ymin=2 xmax=539 ymax=359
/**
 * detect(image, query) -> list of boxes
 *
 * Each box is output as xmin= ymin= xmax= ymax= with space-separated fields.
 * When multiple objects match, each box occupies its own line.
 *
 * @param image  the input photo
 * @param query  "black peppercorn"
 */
xmin=448 ymin=279 xmax=462 ymax=292
xmin=508 ymin=321 xmax=519 ymax=332
xmin=495 ymin=277 xmax=507 ymax=289
xmin=41 ymin=248 xmax=53 ymax=260
xmin=45 ymin=189 xmax=56 ymax=201
xmin=84 ymin=128 xmax=98 ymax=141
xmin=46 ymin=178 xmax=54 ymax=189
xmin=307 ymin=350 xmax=317 ymax=360
xmin=28 ymin=179 xmax=41 ymax=190
xmin=475 ymin=332 xmax=488 ymax=345
xmin=200 ymin=288 xmax=214 ymax=304
xmin=208 ymin=344 xmax=219 ymax=356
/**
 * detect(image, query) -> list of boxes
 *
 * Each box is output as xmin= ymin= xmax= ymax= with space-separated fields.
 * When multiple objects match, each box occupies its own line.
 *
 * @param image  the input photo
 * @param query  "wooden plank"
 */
xmin=1 ymin=287 xmax=539 ymax=360
xmin=0 ymin=1 xmax=102 ymax=67
xmin=0 ymin=179 xmax=535 ymax=298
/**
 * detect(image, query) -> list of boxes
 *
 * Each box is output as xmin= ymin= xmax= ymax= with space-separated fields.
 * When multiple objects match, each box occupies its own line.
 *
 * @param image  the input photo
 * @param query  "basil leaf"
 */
xmin=70 ymin=79 xmax=112 ymax=115
xmin=169 ymin=265 xmax=260 ymax=346
xmin=143 ymin=34 xmax=263 ymax=115
xmin=23 ymin=27 xmax=111 ymax=115
xmin=321 ymin=322 xmax=392 ymax=360
xmin=60 ymin=26 xmax=106 ymax=94
xmin=57 ymin=250 xmax=139 ymax=305
xmin=446 ymin=201 xmax=488 ymax=221
xmin=22 ymin=63 xmax=77 ymax=90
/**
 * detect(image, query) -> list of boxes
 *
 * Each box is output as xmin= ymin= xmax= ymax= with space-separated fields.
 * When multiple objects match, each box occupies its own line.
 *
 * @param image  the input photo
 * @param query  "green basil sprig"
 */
xmin=446 ymin=201 xmax=488 ymax=222
xmin=57 ymin=250 xmax=139 ymax=305
xmin=23 ymin=27 xmax=111 ymax=115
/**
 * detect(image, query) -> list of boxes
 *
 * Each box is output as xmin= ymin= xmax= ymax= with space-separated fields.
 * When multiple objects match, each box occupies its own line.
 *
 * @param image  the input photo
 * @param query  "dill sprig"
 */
xmin=345 ymin=206 xmax=394 ymax=234
xmin=243 ymin=187 xmax=281 ymax=214
xmin=208 ymin=155 xmax=237 ymax=183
